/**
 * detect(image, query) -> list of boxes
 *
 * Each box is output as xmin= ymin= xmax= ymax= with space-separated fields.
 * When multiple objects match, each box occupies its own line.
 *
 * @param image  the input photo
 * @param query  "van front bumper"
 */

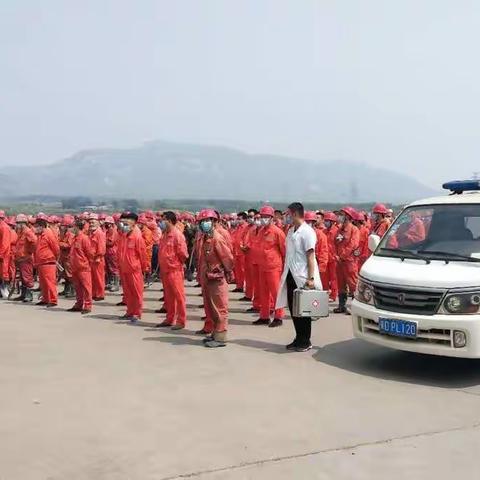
xmin=351 ymin=300 xmax=480 ymax=358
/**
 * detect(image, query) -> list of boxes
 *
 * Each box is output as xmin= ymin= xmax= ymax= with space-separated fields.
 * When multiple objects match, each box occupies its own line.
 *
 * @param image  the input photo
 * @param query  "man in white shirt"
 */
xmin=276 ymin=203 xmax=322 ymax=351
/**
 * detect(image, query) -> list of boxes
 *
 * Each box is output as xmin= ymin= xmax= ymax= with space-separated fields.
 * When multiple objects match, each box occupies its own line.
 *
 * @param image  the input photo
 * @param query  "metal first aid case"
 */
xmin=293 ymin=289 xmax=329 ymax=318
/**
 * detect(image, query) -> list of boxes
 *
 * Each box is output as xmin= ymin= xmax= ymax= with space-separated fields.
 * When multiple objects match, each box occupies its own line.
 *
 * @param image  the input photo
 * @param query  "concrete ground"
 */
xmin=1 ymin=283 xmax=480 ymax=480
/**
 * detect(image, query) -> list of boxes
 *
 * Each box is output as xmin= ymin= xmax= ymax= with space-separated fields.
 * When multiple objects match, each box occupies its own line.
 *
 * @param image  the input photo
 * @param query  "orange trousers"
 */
xmin=336 ymin=260 xmax=358 ymax=296
xmin=244 ymin=254 xmax=253 ymax=299
xmin=259 ymin=268 xmax=284 ymax=319
xmin=163 ymin=269 xmax=187 ymax=326
xmin=91 ymin=259 xmax=105 ymax=298
xmin=38 ymin=264 xmax=58 ymax=304
xmin=72 ymin=270 xmax=92 ymax=311
xmin=18 ymin=259 xmax=34 ymax=288
xmin=202 ymin=276 xmax=229 ymax=340
xmin=121 ymin=270 xmax=144 ymax=318
xmin=324 ymin=261 xmax=339 ymax=301
xmin=234 ymin=254 xmax=245 ymax=290
xmin=251 ymin=263 xmax=261 ymax=310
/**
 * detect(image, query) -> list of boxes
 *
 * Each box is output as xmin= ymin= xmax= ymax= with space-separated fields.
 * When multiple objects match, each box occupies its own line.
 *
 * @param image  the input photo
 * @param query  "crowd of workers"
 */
xmin=0 ymin=203 xmax=395 ymax=349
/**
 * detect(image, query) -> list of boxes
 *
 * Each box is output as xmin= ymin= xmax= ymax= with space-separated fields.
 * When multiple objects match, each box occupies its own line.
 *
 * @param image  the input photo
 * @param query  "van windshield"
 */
xmin=376 ymin=204 xmax=480 ymax=262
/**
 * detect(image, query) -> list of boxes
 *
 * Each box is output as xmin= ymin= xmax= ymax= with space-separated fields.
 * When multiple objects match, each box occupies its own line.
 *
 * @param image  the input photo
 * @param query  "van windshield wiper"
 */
xmin=378 ymin=247 xmax=431 ymax=264
xmin=418 ymin=250 xmax=480 ymax=263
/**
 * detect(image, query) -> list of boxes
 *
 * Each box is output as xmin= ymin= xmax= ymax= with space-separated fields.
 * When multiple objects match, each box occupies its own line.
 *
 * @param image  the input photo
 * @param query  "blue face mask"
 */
xmin=158 ymin=221 xmax=167 ymax=231
xmin=200 ymin=220 xmax=213 ymax=234
xmin=285 ymin=216 xmax=293 ymax=225
xmin=324 ymin=220 xmax=332 ymax=229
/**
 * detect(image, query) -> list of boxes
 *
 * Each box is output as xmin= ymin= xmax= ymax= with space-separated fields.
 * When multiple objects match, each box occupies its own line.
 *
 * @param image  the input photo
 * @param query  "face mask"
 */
xmin=260 ymin=218 xmax=271 ymax=227
xmin=324 ymin=220 xmax=332 ymax=229
xmin=119 ymin=222 xmax=131 ymax=233
xmin=159 ymin=221 xmax=167 ymax=231
xmin=285 ymin=216 xmax=293 ymax=225
xmin=247 ymin=217 xmax=254 ymax=224
xmin=200 ymin=220 xmax=213 ymax=234
xmin=254 ymin=219 xmax=262 ymax=227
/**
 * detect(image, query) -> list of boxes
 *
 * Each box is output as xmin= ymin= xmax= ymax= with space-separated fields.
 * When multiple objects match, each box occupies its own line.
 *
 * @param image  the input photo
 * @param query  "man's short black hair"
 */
xmin=36 ymin=219 xmax=47 ymax=228
xmin=120 ymin=211 xmax=138 ymax=222
xmin=237 ymin=212 xmax=248 ymax=220
xmin=247 ymin=208 xmax=258 ymax=215
xmin=274 ymin=210 xmax=283 ymax=216
xmin=164 ymin=211 xmax=177 ymax=224
xmin=287 ymin=202 xmax=304 ymax=218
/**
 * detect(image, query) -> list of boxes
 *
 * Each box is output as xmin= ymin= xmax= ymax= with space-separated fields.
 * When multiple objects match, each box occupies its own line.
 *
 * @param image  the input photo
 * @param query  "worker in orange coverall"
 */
xmin=231 ymin=212 xmax=248 ymax=293
xmin=59 ymin=215 xmax=76 ymax=298
xmin=333 ymin=207 xmax=360 ymax=314
xmin=13 ymin=214 xmax=37 ymax=302
xmin=33 ymin=214 xmax=60 ymax=307
xmin=117 ymin=212 xmax=148 ymax=323
xmin=68 ymin=218 xmax=94 ymax=314
xmin=104 ymin=216 xmax=120 ymax=292
xmin=155 ymin=211 xmax=189 ymax=330
xmin=371 ymin=203 xmax=391 ymax=238
xmin=304 ymin=210 xmax=329 ymax=293
xmin=88 ymin=213 xmax=106 ymax=301
xmin=255 ymin=205 xmax=285 ymax=327
xmin=196 ymin=209 xmax=234 ymax=348
xmin=0 ymin=210 xmax=11 ymax=299
xmin=323 ymin=212 xmax=339 ymax=302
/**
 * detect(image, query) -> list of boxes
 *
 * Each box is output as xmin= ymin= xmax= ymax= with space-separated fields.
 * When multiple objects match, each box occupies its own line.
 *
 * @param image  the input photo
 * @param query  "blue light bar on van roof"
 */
xmin=442 ymin=180 xmax=480 ymax=194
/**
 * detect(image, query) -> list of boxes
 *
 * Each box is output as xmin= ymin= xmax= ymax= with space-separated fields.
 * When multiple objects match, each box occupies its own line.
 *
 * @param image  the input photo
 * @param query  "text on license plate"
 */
xmin=378 ymin=318 xmax=417 ymax=338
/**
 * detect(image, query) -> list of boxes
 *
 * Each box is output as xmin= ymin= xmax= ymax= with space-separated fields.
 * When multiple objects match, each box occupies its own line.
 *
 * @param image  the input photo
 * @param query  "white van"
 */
xmin=352 ymin=180 xmax=480 ymax=358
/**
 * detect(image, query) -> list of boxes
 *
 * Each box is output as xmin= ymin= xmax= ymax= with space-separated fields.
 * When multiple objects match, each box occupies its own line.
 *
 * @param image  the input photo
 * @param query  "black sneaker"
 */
xmin=239 ymin=296 xmax=251 ymax=301
xmin=232 ymin=287 xmax=243 ymax=293
xmin=333 ymin=306 xmax=347 ymax=314
xmin=269 ymin=319 xmax=283 ymax=328
xmin=286 ymin=340 xmax=298 ymax=350
xmin=252 ymin=318 xmax=270 ymax=326
xmin=116 ymin=301 xmax=126 ymax=306
xmin=245 ymin=307 xmax=258 ymax=313
xmin=295 ymin=344 xmax=313 ymax=352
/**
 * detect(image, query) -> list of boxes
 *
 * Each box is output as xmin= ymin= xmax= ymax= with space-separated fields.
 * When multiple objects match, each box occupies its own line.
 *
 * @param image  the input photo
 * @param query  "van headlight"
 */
xmin=439 ymin=292 xmax=480 ymax=315
xmin=355 ymin=279 xmax=374 ymax=305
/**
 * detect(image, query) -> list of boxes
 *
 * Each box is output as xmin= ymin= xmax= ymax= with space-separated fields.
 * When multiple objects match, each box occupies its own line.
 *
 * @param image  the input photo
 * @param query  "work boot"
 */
xmin=13 ymin=286 xmax=26 ymax=301
xmin=204 ymin=340 xmax=226 ymax=348
xmin=67 ymin=306 xmax=82 ymax=312
xmin=23 ymin=288 xmax=33 ymax=303
xmin=155 ymin=321 xmax=173 ymax=328
xmin=116 ymin=300 xmax=126 ymax=306
xmin=245 ymin=307 xmax=258 ymax=313
xmin=333 ymin=293 xmax=348 ymax=314
xmin=232 ymin=287 xmax=243 ymax=293
xmin=269 ymin=319 xmax=283 ymax=328
xmin=252 ymin=318 xmax=270 ymax=326
xmin=155 ymin=307 xmax=167 ymax=314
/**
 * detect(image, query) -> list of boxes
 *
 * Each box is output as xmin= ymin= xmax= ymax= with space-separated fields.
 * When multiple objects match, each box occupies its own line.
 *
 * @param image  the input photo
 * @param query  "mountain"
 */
xmin=0 ymin=141 xmax=437 ymax=203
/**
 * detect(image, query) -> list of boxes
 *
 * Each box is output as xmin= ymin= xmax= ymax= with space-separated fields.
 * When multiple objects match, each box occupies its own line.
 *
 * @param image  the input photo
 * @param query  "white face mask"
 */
xmin=260 ymin=218 xmax=271 ymax=227
xmin=254 ymin=219 xmax=262 ymax=227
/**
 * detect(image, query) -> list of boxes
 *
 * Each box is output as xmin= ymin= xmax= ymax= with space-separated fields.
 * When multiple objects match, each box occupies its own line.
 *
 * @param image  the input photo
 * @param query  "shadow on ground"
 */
xmin=313 ymin=338 xmax=480 ymax=389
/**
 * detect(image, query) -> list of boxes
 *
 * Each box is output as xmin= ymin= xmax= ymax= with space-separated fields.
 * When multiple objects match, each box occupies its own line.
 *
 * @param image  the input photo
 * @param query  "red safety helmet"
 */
xmin=372 ymin=203 xmax=389 ymax=215
xmin=259 ymin=205 xmax=275 ymax=217
xmin=88 ymin=213 xmax=99 ymax=221
xmin=36 ymin=212 xmax=48 ymax=222
xmin=112 ymin=213 xmax=121 ymax=222
xmin=61 ymin=215 xmax=74 ymax=227
xmin=6 ymin=216 xmax=16 ymax=226
xmin=104 ymin=216 xmax=114 ymax=224
xmin=323 ymin=211 xmax=338 ymax=222
xmin=98 ymin=213 xmax=107 ymax=221
xmin=340 ymin=207 xmax=357 ymax=219
xmin=197 ymin=209 xmax=218 ymax=221
xmin=15 ymin=214 xmax=28 ymax=223
xmin=304 ymin=210 xmax=317 ymax=222
xmin=137 ymin=214 xmax=148 ymax=225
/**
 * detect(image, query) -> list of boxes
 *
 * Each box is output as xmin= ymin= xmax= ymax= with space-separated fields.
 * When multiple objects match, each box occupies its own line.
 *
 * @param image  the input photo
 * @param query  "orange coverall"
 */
xmin=15 ymin=227 xmax=37 ymax=288
xmin=70 ymin=231 xmax=94 ymax=311
xmin=158 ymin=227 xmax=189 ymax=327
xmin=0 ymin=220 xmax=11 ymax=281
xmin=198 ymin=230 xmax=234 ymax=340
xmin=335 ymin=223 xmax=360 ymax=296
xmin=89 ymin=228 xmax=106 ymax=299
xmin=118 ymin=226 xmax=148 ymax=318
xmin=258 ymin=223 xmax=285 ymax=320
xmin=34 ymin=228 xmax=60 ymax=305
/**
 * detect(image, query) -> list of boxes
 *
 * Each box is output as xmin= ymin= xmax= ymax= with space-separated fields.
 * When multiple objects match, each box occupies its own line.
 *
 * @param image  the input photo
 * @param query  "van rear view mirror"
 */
xmin=368 ymin=234 xmax=381 ymax=252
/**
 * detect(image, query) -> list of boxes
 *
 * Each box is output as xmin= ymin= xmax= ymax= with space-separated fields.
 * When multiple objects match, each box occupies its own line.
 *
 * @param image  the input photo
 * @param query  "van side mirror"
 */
xmin=368 ymin=234 xmax=381 ymax=252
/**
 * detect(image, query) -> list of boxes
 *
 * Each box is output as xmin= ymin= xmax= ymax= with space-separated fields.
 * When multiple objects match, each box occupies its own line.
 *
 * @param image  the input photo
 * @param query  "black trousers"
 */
xmin=286 ymin=271 xmax=312 ymax=346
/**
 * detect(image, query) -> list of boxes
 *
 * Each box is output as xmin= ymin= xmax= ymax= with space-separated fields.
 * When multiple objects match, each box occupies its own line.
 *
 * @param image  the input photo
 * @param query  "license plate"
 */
xmin=378 ymin=318 xmax=417 ymax=338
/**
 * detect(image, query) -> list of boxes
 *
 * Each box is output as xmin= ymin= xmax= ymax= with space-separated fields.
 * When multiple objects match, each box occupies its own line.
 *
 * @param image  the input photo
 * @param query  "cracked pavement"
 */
xmin=1 ymin=283 xmax=480 ymax=479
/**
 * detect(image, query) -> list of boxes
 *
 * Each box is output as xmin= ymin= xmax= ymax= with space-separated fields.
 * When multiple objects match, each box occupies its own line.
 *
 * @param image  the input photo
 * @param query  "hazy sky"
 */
xmin=1 ymin=0 xmax=479 ymax=187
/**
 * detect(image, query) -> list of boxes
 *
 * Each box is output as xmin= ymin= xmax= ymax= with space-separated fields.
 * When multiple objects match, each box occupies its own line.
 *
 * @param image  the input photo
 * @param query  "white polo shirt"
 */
xmin=275 ymin=221 xmax=322 ymax=309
